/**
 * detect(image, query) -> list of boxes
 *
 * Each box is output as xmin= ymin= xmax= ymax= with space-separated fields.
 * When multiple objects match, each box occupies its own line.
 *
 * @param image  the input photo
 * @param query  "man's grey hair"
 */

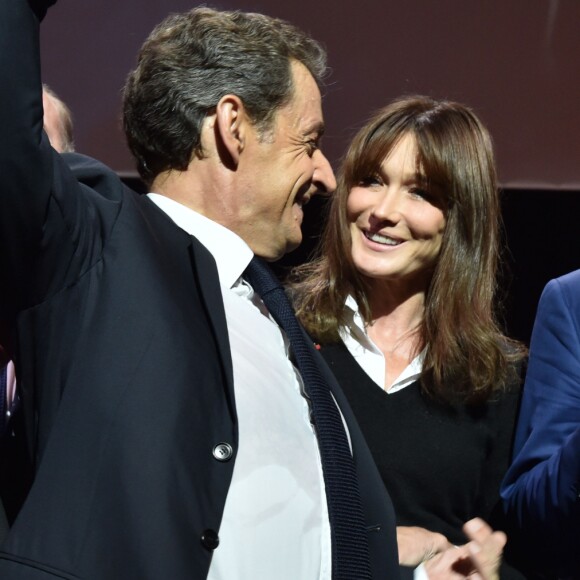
xmin=122 ymin=7 xmax=328 ymax=184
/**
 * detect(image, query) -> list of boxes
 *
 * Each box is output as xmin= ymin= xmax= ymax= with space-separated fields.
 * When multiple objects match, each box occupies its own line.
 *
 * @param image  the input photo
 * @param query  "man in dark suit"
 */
xmin=0 ymin=1 xmax=400 ymax=577
xmin=502 ymin=270 xmax=580 ymax=578
xmin=0 ymin=1 xmax=505 ymax=578
xmin=0 ymin=84 xmax=74 ymax=544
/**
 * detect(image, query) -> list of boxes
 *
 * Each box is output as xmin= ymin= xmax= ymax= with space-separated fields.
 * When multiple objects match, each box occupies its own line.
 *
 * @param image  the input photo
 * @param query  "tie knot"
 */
xmin=244 ymin=256 xmax=282 ymax=298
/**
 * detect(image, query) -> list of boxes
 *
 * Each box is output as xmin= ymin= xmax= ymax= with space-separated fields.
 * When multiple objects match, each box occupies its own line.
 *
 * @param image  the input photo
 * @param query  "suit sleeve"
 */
xmin=501 ymin=274 xmax=580 ymax=563
xmin=0 ymin=0 xmax=49 ymax=315
xmin=0 ymin=0 xmax=114 ymax=331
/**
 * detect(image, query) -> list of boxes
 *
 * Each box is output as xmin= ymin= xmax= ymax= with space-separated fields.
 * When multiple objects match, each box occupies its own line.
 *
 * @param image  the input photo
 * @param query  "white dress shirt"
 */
xmin=340 ymin=296 xmax=425 ymax=392
xmin=148 ymin=194 xmax=331 ymax=580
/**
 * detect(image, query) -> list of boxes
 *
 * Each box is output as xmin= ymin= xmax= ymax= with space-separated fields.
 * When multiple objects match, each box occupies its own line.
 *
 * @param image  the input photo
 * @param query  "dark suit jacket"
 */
xmin=0 ymin=1 xmax=402 ymax=578
xmin=501 ymin=270 xmax=580 ymax=577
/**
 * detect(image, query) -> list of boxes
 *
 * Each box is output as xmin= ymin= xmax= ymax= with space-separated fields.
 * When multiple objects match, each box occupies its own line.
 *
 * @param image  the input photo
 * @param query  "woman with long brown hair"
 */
xmin=291 ymin=96 xmax=526 ymax=575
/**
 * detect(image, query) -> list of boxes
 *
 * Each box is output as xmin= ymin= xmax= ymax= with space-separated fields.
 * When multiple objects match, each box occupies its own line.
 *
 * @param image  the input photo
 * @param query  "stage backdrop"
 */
xmin=41 ymin=0 xmax=580 ymax=188
xmin=40 ymin=0 xmax=580 ymax=343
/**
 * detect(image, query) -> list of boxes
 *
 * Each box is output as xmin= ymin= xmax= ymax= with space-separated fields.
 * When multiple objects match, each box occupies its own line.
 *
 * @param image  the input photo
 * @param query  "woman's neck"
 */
xmin=365 ymin=279 xmax=427 ymax=390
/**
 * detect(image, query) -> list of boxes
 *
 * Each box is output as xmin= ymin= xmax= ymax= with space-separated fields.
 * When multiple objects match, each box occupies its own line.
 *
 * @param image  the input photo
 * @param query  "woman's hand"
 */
xmin=462 ymin=517 xmax=506 ymax=580
xmin=397 ymin=525 xmax=452 ymax=566
xmin=423 ymin=518 xmax=506 ymax=579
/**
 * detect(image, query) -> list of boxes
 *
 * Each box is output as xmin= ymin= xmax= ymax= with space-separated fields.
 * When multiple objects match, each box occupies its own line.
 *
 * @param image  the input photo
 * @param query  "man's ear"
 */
xmin=214 ymin=94 xmax=249 ymax=169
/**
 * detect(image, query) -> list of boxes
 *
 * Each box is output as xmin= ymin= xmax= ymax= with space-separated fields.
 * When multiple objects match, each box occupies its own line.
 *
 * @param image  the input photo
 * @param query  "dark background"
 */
xmin=40 ymin=0 xmax=580 ymax=344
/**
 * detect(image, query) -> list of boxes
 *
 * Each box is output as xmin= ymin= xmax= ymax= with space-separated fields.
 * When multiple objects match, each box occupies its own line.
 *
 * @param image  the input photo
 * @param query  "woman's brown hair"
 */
xmin=291 ymin=95 xmax=525 ymax=403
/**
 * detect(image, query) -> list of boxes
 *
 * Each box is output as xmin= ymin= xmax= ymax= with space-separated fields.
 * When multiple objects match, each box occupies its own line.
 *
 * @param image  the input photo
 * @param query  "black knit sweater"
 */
xmin=321 ymin=341 xmax=527 ymax=578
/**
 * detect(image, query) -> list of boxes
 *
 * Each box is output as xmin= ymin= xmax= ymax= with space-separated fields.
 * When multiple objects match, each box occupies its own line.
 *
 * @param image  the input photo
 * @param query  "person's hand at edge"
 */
xmin=397 ymin=525 xmax=452 ymax=566
xmin=422 ymin=518 xmax=506 ymax=579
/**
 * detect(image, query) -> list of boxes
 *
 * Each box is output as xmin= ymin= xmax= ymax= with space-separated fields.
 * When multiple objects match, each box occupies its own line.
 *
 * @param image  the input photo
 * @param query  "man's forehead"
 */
xmin=287 ymin=86 xmax=324 ymax=132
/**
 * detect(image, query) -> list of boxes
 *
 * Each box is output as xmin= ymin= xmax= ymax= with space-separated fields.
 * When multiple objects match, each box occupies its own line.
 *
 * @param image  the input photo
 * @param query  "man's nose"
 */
xmin=312 ymin=149 xmax=337 ymax=196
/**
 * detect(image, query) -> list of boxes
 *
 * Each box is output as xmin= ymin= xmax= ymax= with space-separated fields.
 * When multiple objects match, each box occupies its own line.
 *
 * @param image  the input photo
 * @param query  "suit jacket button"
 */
xmin=201 ymin=529 xmax=220 ymax=551
xmin=213 ymin=442 xmax=233 ymax=462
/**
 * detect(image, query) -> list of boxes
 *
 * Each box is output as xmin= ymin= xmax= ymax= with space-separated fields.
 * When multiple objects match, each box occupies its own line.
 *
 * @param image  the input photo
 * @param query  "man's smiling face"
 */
xmin=233 ymin=60 xmax=337 ymax=260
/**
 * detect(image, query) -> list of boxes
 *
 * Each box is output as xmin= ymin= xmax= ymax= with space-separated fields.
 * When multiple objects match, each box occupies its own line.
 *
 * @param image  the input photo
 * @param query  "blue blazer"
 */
xmin=501 ymin=269 xmax=580 ymax=576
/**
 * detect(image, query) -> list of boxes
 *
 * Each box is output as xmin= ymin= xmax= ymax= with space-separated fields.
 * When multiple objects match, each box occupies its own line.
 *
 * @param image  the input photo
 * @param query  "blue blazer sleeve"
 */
xmin=501 ymin=269 xmax=580 ymax=568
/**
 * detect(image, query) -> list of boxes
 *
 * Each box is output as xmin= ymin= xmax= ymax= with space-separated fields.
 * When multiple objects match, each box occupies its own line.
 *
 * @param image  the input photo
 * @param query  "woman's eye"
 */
xmin=410 ymin=187 xmax=430 ymax=200
xmin=359 ymin=175 xmax=382 ymax=187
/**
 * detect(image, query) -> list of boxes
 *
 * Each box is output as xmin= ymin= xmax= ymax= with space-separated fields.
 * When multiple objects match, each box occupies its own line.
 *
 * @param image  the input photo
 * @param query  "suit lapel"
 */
xmin=189 ymin=238 xmax=236 ymax=418
xmin=136 ymin=194 xmax=237 ymax=419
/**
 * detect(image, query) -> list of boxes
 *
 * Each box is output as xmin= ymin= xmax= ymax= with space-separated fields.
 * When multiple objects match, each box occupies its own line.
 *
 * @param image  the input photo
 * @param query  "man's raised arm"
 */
xmin=0 ymin=0 xmax=58 ymax=321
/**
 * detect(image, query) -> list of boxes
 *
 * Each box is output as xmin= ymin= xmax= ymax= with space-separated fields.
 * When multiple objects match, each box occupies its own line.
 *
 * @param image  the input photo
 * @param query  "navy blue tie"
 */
xmin=244 ymin=257 xmax=372 ymax=580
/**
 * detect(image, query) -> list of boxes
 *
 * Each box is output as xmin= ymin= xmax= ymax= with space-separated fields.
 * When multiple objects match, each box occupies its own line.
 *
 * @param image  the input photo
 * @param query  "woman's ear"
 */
xmin=214 ymin=94 xmax=247 ymax=168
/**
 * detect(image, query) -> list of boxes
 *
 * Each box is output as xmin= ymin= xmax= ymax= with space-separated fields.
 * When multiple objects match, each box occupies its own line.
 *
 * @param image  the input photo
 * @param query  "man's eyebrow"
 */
xmin=304 ymin=121 xmax=325 ymax=138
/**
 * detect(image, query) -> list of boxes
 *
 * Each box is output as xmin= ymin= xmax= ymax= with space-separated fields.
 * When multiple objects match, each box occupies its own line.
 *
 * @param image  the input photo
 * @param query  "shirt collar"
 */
xmin=340 ymin=295 xmax=425 ymax=393
xmin=147 ymin=193 xmax=253 ymax=289
xmin=340 ymin=295 xmax=381 ymax=355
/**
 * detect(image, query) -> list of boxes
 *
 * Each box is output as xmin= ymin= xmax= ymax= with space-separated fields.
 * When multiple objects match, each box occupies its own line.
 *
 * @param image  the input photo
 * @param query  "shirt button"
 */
xmin=213 ymin=442 xmax=233 ymax=462
xmin=200 ymin=529 xmax=220 ymax=551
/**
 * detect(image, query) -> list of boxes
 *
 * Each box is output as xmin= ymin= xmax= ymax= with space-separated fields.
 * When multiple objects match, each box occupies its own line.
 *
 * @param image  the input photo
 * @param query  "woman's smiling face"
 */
xmin=347 ymin=132 xmax=446 ymax=289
